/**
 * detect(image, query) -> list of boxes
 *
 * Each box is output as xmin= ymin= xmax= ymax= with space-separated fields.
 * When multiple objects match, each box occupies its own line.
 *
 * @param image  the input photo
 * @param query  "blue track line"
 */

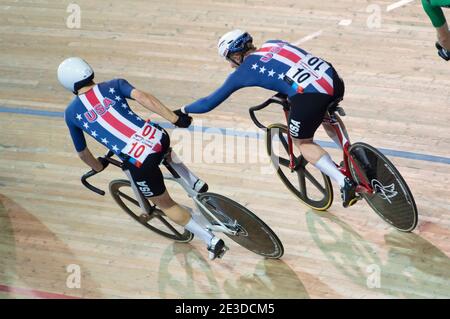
xmin=1 ymin=105 xmax=449 ymax=165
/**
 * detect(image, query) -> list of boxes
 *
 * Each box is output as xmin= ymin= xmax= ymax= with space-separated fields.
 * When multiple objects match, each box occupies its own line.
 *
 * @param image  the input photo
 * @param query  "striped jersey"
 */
xmin=64 ymin=78 xmax=164 ymax=162
xmin=185 ymin=40 xmax=335 ymax=114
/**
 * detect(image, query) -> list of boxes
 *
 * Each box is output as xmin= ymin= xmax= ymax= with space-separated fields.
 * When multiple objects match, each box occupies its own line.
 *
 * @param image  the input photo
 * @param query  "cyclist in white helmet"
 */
xmin=176 ymin=30 xmax=357 ymax=208
xmin=58 ymin=57 xmax=228 ymax=260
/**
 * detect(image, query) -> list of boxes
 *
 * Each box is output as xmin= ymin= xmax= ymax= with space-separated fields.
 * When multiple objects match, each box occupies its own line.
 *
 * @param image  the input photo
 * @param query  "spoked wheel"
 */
xmin=266 ymin=123 xmax=333 ymax=211
xmin=197 ymin=192 xmax=284 ymax=259
xmin=109 ymin=179 xmax=194 ymax=242
xmin=348 ymin=142 xmax=418 ymax=232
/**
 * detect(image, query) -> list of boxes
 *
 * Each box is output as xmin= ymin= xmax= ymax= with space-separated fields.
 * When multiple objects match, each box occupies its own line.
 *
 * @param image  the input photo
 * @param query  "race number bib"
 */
xmin=284 ymin=54 xmax=331 ymax=93
xmin=121 ymin=121 xmax=163 ymax=167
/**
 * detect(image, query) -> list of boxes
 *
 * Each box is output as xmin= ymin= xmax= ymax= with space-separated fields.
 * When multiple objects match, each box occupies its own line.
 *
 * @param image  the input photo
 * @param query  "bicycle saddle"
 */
xmin=327 ymin=97 xmax=346 ymax=116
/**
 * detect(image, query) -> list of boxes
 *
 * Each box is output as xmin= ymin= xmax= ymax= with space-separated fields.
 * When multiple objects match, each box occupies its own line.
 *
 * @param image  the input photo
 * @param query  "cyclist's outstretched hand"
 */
xmin=173 ymin=109 xmax=192 ymax=128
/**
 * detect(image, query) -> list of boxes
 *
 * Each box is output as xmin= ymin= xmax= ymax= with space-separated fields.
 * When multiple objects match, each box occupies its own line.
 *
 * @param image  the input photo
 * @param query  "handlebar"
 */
xmin=80 ymin=150 xmax=123 ymax=196
xmin=249 ymin=94 xmax=290 ymax=129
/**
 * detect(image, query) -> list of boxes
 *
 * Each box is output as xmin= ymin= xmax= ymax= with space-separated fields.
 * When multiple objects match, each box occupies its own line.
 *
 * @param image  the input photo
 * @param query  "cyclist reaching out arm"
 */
xmin=178 ymin=30 xmax=357 ymax=207
xmin=131 ymin=89 xmax=192 ymax=126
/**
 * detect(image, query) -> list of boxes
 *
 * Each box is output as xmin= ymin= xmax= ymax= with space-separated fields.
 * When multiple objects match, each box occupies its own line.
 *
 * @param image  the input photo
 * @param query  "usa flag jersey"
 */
xmin=64 ymin=78 xmax=163 ymax=161
xmin=185 ymin=40 xmax=335 ymax=114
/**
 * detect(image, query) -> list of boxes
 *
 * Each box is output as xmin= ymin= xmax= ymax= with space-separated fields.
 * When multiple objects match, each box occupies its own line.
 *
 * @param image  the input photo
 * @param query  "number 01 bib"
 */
xmin=284 ymin=54 xmax=331 ymax=93
xmin=121 ymin=121 xmax=163 ymax=167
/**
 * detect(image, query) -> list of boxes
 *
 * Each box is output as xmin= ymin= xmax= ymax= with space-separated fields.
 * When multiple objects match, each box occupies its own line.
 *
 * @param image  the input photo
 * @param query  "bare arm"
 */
xmin=131 ymin=89 xmax=178 ymax=123
xmin=78 ymin=147 xmax=104 ymax=172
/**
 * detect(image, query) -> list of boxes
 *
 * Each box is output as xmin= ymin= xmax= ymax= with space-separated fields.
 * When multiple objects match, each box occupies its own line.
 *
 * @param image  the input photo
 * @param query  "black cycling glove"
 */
xmin=96 ymin=156 xmax=110 ymax=172
xmin=173 ymin=109 xmax=193 ymax=128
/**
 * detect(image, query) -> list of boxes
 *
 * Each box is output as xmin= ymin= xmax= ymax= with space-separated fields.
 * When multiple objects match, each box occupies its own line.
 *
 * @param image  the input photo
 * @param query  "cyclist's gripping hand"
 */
xmin=173 ymin=108 xmax=193 ymax=128
xmin=95 ymin=156 xmax=110 ymax=172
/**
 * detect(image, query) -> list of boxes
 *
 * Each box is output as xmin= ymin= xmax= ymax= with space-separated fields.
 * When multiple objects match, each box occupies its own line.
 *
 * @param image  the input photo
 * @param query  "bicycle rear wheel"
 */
xmin=109 ymin=179 xmax=194 ymax=242
xmin=348 ymin=142 xmax=418 ymax=232
xmin=197 ymin=192 xmax=284 ymax=259
xmin=266 ymin=123 xmax=333 ymax=211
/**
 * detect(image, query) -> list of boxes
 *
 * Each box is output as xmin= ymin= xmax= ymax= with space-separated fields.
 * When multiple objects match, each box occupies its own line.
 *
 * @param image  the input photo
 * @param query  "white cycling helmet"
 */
xmin=217 ymin=29 xmax=253 ymax=63
xmin=57 ymin=57 xmax=94 ymax=94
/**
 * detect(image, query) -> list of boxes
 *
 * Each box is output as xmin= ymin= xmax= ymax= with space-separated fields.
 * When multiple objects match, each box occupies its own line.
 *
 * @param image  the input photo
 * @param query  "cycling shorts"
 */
xmin=288 ymin=68 xmax=345 ymax=139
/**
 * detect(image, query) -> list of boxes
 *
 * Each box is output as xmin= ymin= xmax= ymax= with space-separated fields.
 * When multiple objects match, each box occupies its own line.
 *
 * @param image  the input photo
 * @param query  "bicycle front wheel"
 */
xmin=348 ymin=142 xmax=418 ymax=232
xmin=197 ymin=192 xmax=284 ymax=259
xmin=266 ymin=123 xmax=333 ymax=211
xmin=109 ymin=179 xmax=194 ymax=242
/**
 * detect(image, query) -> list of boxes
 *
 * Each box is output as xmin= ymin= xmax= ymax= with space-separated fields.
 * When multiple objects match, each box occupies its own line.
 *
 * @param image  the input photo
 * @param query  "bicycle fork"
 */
xmin=192 ymin=197 xmax=240 ymax=236
xmin=162 ymin=151 xmax=240 ymax=237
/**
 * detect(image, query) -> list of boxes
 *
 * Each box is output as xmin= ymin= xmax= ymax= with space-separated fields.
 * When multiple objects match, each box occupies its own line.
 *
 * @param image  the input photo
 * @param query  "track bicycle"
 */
xmin=81 ymin=149 xmax=284 ymax=258
xmin=249 ymin=93 xmax=418 ymax=232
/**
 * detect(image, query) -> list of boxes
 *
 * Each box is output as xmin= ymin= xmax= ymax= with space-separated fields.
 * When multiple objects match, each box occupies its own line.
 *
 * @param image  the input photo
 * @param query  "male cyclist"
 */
xmin=422 ymin=0 xmax=450 ymax=60
xmin=58 ymin=57 xmax=227 ymax=260
xmin=176 ymin=30 xmax=357 ymax=207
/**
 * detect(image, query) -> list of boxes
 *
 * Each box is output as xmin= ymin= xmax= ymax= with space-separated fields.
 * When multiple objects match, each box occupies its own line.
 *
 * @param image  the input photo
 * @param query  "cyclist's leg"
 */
xmin=289 ymin=93 xmax=345 ymax=184
xmin=123 ymin=137 xmax=226 ymax=257
xmin=289 ymin=93 xmax=356 ymax=206
xmin=122 ymin=143 xmax=189 ymax=226
xmin=322 ymin=112 xmax=349 ymax=150
xmin=293 ymin=137 xmax=347 ymax=188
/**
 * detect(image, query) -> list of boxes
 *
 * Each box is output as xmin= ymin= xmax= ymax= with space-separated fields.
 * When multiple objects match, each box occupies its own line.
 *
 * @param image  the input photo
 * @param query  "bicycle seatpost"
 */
xmin=165 ymin=149 xmax=201 ymax=190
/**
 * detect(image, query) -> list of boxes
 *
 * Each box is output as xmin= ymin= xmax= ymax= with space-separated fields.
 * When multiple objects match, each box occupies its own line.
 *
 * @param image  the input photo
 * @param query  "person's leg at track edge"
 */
xmin=422 ymin=0 xmax=450 ymax=59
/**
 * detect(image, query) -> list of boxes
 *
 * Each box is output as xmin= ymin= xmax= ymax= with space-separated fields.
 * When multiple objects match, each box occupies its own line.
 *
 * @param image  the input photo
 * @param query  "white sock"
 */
xmin=184 ymin=217 xmax=214 ymax=245
xmin=314 ymin=154 xmax=347 ymax=187
xmin=170 ymin=152 xmax=200 ymax=189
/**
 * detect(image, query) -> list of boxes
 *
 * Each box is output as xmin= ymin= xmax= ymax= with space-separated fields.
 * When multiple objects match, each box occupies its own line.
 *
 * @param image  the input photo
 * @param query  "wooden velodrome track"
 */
xmin=1 ymin=0 xmax=449 ymax=299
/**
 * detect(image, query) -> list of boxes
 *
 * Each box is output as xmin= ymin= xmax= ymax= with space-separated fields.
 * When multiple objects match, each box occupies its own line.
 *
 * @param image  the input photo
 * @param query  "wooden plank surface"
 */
xmin=0 ymin=0 xmax=449 ymax=298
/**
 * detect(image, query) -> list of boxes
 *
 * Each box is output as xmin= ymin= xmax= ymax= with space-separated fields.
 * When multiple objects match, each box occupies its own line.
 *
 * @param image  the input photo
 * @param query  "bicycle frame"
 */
xmin=250 ymin=94 xmax=374 ymax=195
xmin=163 ymin=152 xmax=240 ymax=236
xmin=81 ymin=150 xmax=239 ymax=236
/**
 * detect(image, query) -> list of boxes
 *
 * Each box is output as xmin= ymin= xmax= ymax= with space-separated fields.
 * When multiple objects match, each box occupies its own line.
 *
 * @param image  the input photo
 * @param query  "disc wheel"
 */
xmin=348 ymin=142 xmax=418 ymax=232
xmin=197 ymin=192 xmax=284 ymax=259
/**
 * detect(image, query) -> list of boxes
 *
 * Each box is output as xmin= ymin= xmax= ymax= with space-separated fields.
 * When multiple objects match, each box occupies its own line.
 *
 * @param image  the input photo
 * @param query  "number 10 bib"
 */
xmin=284 ymin=54 xmax=331 ymax=94
xmin=121 ymin=121 xmax=163 ymax=167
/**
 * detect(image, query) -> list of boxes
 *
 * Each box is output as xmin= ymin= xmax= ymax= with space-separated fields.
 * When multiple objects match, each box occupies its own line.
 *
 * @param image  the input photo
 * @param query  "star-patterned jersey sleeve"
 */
xmin=184 ymin=40 xmax=336 ymax=114
xmin=184 ymin=71 xmax=243 ymax=114
xmin=65 ymin=107 xmax=87 ymax=152
xmin=116 ymin=78 xmax=135 ymax=99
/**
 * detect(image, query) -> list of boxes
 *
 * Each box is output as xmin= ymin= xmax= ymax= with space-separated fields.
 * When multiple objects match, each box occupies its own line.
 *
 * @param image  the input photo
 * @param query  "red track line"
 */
xmin=0 ymin=284 xmax=81 ymax=299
